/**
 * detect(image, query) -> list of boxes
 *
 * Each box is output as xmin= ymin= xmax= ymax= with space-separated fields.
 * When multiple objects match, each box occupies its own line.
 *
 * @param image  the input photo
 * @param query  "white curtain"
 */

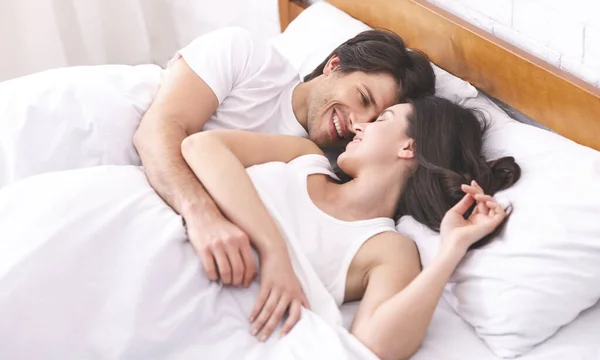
xmin=0 ymin=0 xmax=280 ymax=82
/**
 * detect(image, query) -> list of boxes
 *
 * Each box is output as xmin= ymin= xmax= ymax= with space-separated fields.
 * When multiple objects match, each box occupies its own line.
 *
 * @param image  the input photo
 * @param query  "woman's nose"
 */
xmin=351 ymin=122 xmax=365 ymax=133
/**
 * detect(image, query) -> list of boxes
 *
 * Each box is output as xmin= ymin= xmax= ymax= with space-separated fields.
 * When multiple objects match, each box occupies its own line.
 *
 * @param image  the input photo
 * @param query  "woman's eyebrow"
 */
xmin=381 ymin=109 xmax=395 ymax=117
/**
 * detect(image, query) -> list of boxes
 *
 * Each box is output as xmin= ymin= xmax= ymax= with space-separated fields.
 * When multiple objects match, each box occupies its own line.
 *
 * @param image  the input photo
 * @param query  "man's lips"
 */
xmin=332 ymin=109 xmax=348 ymax=139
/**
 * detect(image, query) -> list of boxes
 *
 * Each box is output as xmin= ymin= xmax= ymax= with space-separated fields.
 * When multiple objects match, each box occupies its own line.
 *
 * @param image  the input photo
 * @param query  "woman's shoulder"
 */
xmin=363 ymin=231 xmax=420 ymax=267
xmin=346 ymin=230 xmax=421 ymax=301
xmin=286 ymin=151 xmax=339 ymax=180
xmin=287 ymin=137 xmax=325 ymax=161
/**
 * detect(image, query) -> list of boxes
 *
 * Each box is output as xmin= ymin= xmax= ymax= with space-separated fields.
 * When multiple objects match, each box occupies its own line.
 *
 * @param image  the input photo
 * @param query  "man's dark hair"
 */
xmin=303 ymin=29 xmax=436 ymax=100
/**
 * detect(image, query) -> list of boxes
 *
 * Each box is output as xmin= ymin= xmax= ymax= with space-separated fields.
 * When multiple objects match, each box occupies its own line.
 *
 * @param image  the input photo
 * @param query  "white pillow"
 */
xmin=0 ymin=64 xmax=162 ymax=190
xmin=397 ymin=93 xmax=600 ymax=358
xmin=271 ymin=2 xmax=478 ymax=103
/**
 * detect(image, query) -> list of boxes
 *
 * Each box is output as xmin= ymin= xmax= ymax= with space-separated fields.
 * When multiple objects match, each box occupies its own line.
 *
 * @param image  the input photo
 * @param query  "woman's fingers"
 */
xmin=486 ymin=201 xmax=506 ymax=223
xmin=461 ymin=184 xmax=476 ymax=195
xmin=474 ymin=194 xmax=494 ymax=203
xmin=460 ymin=183 xmax=490 ymax=216
xmin=469 ymin=181 xmax=490 ymax=214
xmin=280 ymin=300 xmax=302 ymax=337
xmin=478 ymin=199 xmax=491 ymax=215
xmin=472 ymin=180 xmax=486 ymax=195
xmin=474 ymin=201 xmax=506 ymax=234
xmin=463 ymin=182 xmax=484 ymax=194
xmin=249 ymin=289 xmax=309 ymax=341
xmin=464 ymin=188 xmax=497 ymax=217
xmin=451 ymin=193 xmax=475 ymax=215
xmin=250 ymin=290 xmax=280 ymax=338
xmin=257 ymin=296 xmax=290 ymax=341
xmin=462 ymin=184 xmax=485 ymax=210
xmin=249 ymin=286 xmax=270 ymax=323
xmin=299 ymin=293 xmax=310 ymax=310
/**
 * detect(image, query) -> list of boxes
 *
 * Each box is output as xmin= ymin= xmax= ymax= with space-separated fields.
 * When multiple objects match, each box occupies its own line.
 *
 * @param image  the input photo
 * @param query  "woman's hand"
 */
xmin=440 ymin=180 xmax=507 ymax=255
xmin=249 ymin=248 xmax=310 ymax=342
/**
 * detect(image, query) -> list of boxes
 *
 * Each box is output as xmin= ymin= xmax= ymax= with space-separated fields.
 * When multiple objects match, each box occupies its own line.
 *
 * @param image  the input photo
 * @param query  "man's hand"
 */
xmin=249 ymin=248 xmax=309 ymax=342
xmin=185 ymin=210 xmax=257 ymax=287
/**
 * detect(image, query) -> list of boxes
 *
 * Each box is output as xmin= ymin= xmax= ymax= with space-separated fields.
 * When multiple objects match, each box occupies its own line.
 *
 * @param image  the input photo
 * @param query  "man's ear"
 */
xmin=323 ymin=55 xmax=341 ymax=75
xmin=398 ymin=139 xmax=415 ymax=160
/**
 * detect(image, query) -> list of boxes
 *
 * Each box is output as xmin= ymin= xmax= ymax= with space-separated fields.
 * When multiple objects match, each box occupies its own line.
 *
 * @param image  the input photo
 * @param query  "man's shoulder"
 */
xmin=180 ymin=27 xmax=255 ymax=57
xmin=182 ymin=26 xmax=298 ymax=79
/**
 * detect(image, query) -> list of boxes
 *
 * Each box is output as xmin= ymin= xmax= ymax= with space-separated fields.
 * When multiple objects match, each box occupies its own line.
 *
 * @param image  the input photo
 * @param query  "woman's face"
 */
xmin=337 ymin=103 xmax=416 ymax=177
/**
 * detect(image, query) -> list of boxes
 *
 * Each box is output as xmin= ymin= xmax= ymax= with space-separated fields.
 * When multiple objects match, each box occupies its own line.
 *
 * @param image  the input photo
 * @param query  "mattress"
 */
xmin=340 ymin=294 xmax=600 ymax=359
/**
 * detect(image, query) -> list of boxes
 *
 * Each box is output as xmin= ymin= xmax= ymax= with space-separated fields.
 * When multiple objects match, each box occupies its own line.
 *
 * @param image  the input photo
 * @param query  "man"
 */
xmin=134 ymin=26 xmax=435 ymax=289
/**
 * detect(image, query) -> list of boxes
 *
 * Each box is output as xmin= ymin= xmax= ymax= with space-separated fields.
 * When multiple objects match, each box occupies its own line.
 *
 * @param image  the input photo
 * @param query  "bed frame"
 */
xmin=279 ymin=0 xmax=600 ymax=151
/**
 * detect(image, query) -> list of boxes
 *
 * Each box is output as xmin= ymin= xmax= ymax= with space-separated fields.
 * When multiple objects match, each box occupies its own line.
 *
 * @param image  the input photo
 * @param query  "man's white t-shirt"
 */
xmin=168 ymin=27 xmax=308 ymax=138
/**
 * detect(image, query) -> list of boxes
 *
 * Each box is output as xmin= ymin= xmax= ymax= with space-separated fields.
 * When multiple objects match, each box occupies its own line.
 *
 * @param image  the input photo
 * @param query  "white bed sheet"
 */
xmin=341 ymin=295 xmax=600 ymax=359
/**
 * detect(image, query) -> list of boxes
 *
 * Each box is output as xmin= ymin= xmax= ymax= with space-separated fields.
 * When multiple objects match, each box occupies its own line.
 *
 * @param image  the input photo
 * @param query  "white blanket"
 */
xmin=0 ymin=165 xmax=377 ymax=360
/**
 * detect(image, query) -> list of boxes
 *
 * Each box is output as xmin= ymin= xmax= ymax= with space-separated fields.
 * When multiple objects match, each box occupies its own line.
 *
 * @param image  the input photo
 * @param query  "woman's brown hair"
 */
xmin=397 ymin=96 xmax=521 ymax=248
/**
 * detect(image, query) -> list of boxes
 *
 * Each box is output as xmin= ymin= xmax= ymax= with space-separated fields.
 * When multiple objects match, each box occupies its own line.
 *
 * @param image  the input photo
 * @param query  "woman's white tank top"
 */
xmin=246 ymin=154 xmax=397 ymax=306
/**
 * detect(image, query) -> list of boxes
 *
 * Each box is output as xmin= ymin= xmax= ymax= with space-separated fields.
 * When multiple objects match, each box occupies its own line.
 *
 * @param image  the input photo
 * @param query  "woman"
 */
xmin=180 ymin=95 xmax=520 ymax=359
xmin=0 ymin=96 xmax=518 ymax=360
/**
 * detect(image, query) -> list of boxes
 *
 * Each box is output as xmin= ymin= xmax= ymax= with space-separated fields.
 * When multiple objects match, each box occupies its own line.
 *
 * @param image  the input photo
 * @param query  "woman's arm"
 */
xmin=350 ymin=233 xmax=460 ymax=360
xmin=181 ymin=130 xmax=322 ymax=341
xmin=181 ymin=130 xmax=322 ymax=252
xmin=182 ymin=129 xmax=323 ymax=168
xmin=351 ymin=188 xmax=506 ymax=360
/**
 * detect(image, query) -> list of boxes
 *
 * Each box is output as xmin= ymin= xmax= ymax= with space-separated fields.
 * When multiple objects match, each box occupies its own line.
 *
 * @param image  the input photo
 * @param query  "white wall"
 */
xmin=0 ymin=0 xmax=280 ymax=82
xmin=429 ymin=0 xmax=600 ymax=87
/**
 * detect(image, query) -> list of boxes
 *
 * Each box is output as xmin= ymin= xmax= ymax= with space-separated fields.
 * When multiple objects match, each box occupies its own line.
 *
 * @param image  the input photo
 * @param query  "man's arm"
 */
xmin=134 ymin=57 xmax=218 ymax=216
xmin=134 ymin=57 xmax=255 ymax=287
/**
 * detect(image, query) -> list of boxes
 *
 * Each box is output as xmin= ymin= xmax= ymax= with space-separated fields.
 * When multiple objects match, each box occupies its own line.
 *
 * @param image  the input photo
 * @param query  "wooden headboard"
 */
xmin=278 ymin=0 xmax=600 ymax=151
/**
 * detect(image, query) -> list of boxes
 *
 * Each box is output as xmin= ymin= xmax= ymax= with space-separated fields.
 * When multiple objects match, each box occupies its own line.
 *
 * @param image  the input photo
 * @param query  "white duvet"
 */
xmin=0 ymin=165 xmax=376 ymax=360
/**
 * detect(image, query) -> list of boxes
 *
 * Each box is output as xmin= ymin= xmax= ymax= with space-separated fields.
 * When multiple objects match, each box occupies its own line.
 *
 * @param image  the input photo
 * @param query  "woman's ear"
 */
xmin=323 ymin=55 xmax=341 ymax=75
xmin=398 ymin=139 xmax=415 ymax=160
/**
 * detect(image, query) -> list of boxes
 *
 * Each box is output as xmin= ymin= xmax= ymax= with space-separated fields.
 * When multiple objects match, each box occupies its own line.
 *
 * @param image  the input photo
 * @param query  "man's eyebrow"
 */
xmin=363 ymin=85 xmax=377 ymax=108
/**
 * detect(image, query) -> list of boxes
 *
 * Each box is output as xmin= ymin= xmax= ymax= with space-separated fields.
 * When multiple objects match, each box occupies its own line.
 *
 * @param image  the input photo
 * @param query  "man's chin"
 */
xmin=322 ymin=139 xmax=350 ymax=151
xmin=309 ymin=136 xmax=330 ymax=148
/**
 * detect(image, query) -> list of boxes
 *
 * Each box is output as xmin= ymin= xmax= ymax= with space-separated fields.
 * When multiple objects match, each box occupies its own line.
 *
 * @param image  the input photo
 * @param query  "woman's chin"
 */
xmin=336 ymin=153 xmax=352 ymax=173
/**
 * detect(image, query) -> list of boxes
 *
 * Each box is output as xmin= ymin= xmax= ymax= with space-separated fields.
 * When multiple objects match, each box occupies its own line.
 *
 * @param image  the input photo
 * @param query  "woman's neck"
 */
xmin=316 ymin=166 xmax=408 ymax=222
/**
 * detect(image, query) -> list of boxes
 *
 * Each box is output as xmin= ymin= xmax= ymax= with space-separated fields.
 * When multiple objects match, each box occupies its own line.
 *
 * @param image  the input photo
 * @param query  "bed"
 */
xmin=277 ymin=1 xmax=600 ymax=359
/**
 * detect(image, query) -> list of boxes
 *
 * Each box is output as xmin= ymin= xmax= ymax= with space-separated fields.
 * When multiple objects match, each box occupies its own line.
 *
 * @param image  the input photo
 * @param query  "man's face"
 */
xmin=305 ymin=57 xmax=399 ymax=148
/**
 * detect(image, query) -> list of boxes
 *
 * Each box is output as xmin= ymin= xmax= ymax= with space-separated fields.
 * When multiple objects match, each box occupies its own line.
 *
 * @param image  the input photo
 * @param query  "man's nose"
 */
xmin=350 ymin=111 xmax=377 ymax=134
xmin=356 ymin=110 xmax=379 ymax=125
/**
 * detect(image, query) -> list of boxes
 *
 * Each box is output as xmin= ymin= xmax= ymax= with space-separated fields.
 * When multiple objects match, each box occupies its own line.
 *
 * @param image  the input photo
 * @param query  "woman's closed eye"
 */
xmin=376 ymin=108 xmax=394 ymax=122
